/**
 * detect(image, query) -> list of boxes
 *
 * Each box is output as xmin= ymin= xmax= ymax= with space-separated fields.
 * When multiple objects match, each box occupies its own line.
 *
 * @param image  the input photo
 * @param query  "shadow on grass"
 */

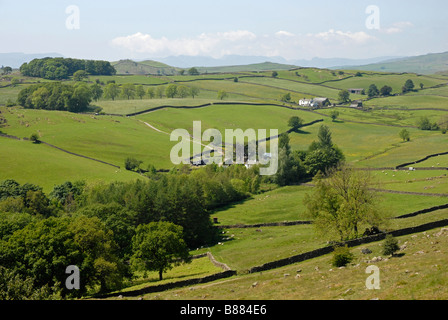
xmin=391 ymin=252 xmax=406 ymax=258
xmin=290 ymin=128 xmax=311 ymax=135
xmin=125 ymin=269 xmax=217 ymax=291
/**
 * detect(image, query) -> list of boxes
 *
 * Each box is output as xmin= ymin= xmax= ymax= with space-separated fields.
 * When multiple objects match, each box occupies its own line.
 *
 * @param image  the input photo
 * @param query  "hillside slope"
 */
xmin=112 ymin=59 xmax=181 ymax=75
xmin=340 ymin=51 xmax=448 ymax=75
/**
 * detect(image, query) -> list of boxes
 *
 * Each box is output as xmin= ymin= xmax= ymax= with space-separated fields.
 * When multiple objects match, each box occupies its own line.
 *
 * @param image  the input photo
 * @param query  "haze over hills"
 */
xmin=3 ymin=51 xmax=448 ymax=76
xmin=340 ymin=51 xmax=448 ymax=75
xmin=112 ymin=55 xmax=404 ymax=75
xmin=0 ymin=52 xmax=64 ymax=68
xmin=154 ymin=55 xmax=402 ymax=70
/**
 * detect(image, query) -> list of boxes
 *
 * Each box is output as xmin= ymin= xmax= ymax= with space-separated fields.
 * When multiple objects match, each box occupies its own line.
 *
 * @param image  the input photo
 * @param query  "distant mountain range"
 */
xmin=0 ymin=52 xmax=64 ymax=68
xmin=336 ymin=51 xmax=448 ymax=75
xmin=154 ymin=55 xmax=402 ymax=70
xmin=132 ymin=52 xmax=448 ymax=75
xmin=2 ymin=51 xmax=448 ymax=75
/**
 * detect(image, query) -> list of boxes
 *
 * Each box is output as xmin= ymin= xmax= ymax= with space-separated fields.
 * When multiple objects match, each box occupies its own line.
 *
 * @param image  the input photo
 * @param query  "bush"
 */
xmin=382 ymin=234 xmax=400 ymax=256
xmin=30 ymin=133 xmax=40 ymax=144
xmin=124 ymin=157 xmax=142 ymax=171
xmin=331 ymin=246 xmax=354 ymax=267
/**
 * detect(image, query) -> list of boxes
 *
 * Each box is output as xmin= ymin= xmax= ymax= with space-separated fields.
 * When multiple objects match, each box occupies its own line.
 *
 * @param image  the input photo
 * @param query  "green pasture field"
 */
xmin=209 ymin=224 xmax=323 ymax=271
xmin=139 ymin=225 xmax=448 ymax=300
xmin=136 ymin=103 xmax=321 ymax=135
xmin=92 ymin=75 xmax=168 ymax=85
xmin=239 ymin=76 xmax=353 ymax=100
xmin=201 ymin=204 xmax=448 ymax=272
xmin=318 ymin=107 xmax=447 ymax=127
xmin=174 ymin=79 xmax=311 ymax=102
xmin=194 ymin=62 xmax=298 ymax=74
xmin=94 ymin=98 xmax=236 ymax=115
xmin=364 ymin=94 xmax=448 ymax=110
xmin=161 ymin=73 xmax=245 ymax=82
xmin=325 ymin=73 xmax=446 ymax=94
xmin=0 ymin=106 xmax=177 ymax=170
xmin=372 ymin=169 xmax=448 ymax=195
xmin=211 ymin=184 xmax=448 ymax=226
xmin=251 ymin=68 xmax=355 ymax=83
xmin=407 ymin=85 xmax=448 ymax=97
xmin=287 ymin=118 xmax=436 ymax=164
xmin=0 ymin=137 xmax=139 ymax=193
xmin=0 ymin=84 xmax=28 ymax=105
xmin=211 ymin=185 xmax=312 ymax=225
xmin=411 ymin=154 xmax=448 ymax=168
xmin=3 ymin=67 xmax=448 ymax=300
xmin=358 ymin=133 xmax=448 ymax=168
xmin=114 ymin=256 xmax=224 ymax=294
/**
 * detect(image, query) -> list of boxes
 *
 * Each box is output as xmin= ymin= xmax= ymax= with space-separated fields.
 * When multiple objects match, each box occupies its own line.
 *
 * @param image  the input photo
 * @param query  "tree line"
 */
xmin=337 ymin=79 xmax=424 ymax=104
xmin=0 ymin=121 xmax=347 ymax=299
xmin=271 ymin=120 xmax=345 ymax=186
xmin=17 ymin=82 xmax=93 ymax=113
xmin=102 ymin=82 xmax=201 ymax=101
xmin=20 ymin=58 xmax=116 ymax=80
xmin=0 ymin=163 xmax=262 ymax=298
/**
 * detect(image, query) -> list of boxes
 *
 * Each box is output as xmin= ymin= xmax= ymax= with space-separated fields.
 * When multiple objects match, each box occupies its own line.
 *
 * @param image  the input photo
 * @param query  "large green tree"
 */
xmin=0 ymin=216 xmax=125 ymax=297
xmin=287 ymin=116 xmax=304 ymax=131
xmin=304 ymin=165 xmax=384 ymax=241
xmin=338 ymin=89 xmax=350 ymax=103
xmin=136 ymin=85 xmax=146 ymax=99
xmin=130 ymin=221 xmax=191 ymax=281
xmin=121 ymin=83 xmax=136 ymax=100
xmin=368 ymin=84 xmax=379 ymax=98
xmin=303 ymin=125 xmax=345 ymax=176
xmin=104 ymin=83 xmax=120 ymax=101
xmin=165 ymin=84 xmax=178 ymax=98
xmin=90 ymin=83 xmax=103 ymax=102
xmin=402 ymin=79 xmax=415 ymax=93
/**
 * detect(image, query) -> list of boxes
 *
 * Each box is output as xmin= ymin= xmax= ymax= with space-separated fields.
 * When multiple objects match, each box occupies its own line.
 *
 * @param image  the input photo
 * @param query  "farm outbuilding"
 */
xmin=348 ymin=88 xmax=364 ymax=94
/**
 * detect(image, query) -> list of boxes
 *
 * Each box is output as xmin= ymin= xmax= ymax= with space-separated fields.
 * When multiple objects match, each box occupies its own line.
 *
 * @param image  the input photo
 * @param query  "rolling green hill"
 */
xmin=1 ymin=63 xmax=448 ymax=301
xmin=111 ymin=60 xmax=299 ymax=75
xmin=112 ymin=59 xmax=181 ymax=75
xmin=196 ymin=62 xmax=299 ymax=73
xmin=346 ymin=51 xmax=448 ymax=75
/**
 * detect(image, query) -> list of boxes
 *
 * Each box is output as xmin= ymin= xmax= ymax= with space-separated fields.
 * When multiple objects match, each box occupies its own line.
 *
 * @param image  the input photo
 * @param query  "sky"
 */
xmin=0 ymin=0 xmax=447 ymax=62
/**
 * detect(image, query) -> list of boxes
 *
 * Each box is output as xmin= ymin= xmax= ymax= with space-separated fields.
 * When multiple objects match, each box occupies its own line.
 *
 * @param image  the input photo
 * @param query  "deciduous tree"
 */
xmin=130 ymin=221 xmax=191 ymax=281
xmin=304 ymin=165 xmax=384 ymax=241
xmin=104 ymin=83 xmax=120 ymax=101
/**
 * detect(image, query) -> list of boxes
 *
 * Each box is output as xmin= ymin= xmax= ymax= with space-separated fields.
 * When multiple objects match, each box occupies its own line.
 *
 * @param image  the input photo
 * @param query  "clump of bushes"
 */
xmin=382 ymin=234 xmax=400 ymax=256
xmin=331 ymin=245 xmax=354 ymax=267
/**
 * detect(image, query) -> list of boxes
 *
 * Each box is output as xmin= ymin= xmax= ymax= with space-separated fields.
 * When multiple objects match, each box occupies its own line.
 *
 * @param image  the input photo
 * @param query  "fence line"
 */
xmin=248 ymin=218 xmax=448 ymax=273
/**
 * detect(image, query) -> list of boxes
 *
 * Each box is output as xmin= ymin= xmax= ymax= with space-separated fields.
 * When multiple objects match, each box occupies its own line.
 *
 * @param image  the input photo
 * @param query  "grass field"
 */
xmin=240 ymin=76 xmax=352 ymax=100
xmin=174 ymin=79 xmax=310 ymax=102
xmin=2 ymin=66 xmax=448 ymax=300
xmin=136 ymin=225 xmax=448 ymax=300
xmin=211 ymin=185 xmax=448 ymax=227
xmin=115 ymin=256 xmax=224 ymax=294
xmin=325 ymin=73 xmax=447 ymax=94
xmin=365 ymin=94 xmax=448 ymax=110
xmin=358 ymin=133 xmax=448 ymax=168
xmin=318 ymin=107 xmax=447 ymax=127
xmin=251 ymin=68 xmax=355 ymax=83
xmin=0 ymin=106 xmax=178 ymax=170
xmin=136 ymin=103 xmax=321 ymax=135
xmin=0 ymin=137 xmax=139 ymax=193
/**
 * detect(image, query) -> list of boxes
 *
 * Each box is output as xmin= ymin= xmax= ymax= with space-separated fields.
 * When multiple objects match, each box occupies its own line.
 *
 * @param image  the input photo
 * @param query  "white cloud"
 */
xmin=312 ymin=29 xmax=375 ymax=44
xmin=275 ymin=30 xmax=295 ymax=38
xmin=110 ymin=29 xmax=381 ymax=60
xmin=381 ymin=22 xmax=414 ymax=34
xmin=110 ymin=31 xmax=257 ymax=58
